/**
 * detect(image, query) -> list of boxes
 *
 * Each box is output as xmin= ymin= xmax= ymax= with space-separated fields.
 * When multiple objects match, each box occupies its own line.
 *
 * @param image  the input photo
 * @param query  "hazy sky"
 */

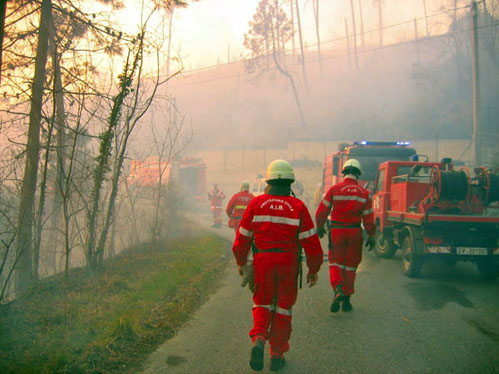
xmin=171 ymin=0 xmax=454 ymax=70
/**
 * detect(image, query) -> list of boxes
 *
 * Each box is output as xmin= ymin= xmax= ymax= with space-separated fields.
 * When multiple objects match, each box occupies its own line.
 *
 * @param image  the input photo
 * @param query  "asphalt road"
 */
xmin=140 ymin=212 xmax=499 ymax=374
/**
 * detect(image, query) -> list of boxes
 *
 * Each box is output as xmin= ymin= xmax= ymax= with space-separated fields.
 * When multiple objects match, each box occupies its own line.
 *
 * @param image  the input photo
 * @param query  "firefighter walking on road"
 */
xmin=208 ymin=183 xmax=225 ymax=227
xmin=315 ymin=159 xmax=375 ymax=313
xmin=232 ymin=160 xmax=323 ymax=372
xmin=226 ymin=181 xmax=255 ymax=233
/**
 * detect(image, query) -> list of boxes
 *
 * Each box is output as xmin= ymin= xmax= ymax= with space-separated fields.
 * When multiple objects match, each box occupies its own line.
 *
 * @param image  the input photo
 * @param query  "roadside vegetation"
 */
xmin=0 ymin=230 xmax=230 ymax=374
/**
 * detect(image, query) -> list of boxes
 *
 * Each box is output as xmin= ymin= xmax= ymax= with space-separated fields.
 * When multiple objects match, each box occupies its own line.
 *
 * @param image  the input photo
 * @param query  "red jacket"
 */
xmin=316 ymin=177 xmax=375 ymax=236
xmin=226 ymin=190 xmax=255 ymax=219
xmin=232 ymin=194 xmax=323 ymax=274
xmin=208 ymin=187 xmax=225 ymax=209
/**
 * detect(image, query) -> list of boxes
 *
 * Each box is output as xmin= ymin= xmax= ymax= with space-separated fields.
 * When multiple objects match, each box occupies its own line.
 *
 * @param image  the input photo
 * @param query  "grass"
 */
xmin=0 ymin=230 xmax=230 ymax=374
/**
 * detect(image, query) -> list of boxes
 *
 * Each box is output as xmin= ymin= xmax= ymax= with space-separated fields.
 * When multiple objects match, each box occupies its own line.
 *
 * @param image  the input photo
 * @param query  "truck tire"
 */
xmin=373 ymin=227 xmax=397 ymax=258
xmin=477 ymin=260 xmax=499 ymax=281
xmin=402 ymin=235 xmax=422 ymax=277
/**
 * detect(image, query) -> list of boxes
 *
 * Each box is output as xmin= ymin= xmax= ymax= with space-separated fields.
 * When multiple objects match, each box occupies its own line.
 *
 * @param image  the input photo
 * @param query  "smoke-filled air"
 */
xmin=0 ymin=1 xmax=498 ymax=374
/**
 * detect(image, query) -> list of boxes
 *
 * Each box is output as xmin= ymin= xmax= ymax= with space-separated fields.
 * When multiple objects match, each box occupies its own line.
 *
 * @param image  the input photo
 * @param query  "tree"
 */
xmin=15 ymin=0 xmax=52 ymax=295
xmin=244 ymin=0 xmax=306 ymax=126
xmin=2 ymin=0 xmax=199 ymax=295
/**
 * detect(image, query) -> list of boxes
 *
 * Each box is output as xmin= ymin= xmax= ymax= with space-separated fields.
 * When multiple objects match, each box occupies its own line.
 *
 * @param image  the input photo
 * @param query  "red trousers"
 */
xmin=328 ymin=227 xmax=363 ymax=296
xmin=211 ymin=208 xmax=222 ymax=224
xmin=250 ymin=253 xmax=298 ymax=357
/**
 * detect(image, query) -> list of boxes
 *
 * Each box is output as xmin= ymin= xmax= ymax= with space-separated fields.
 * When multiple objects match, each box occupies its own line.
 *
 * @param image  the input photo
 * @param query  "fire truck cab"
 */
xmin=322 ymin=141 xmax=417 ymax=194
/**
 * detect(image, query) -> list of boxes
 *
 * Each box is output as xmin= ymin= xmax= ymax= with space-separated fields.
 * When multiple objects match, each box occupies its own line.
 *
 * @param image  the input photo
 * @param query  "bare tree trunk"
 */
xmin=0 ymin=0 xmax=7 ymax=85
xmin=270 ymin=15 xmax=306 ymax=127
xmin=15 ymin=0 xmax=52 ymax=295
xmin=46 ymin=13 xmax=67 ymax=275
xmin=312 ymin=0 xmax=323 ymax=76
xmin=96 ymin=36 xmax=167 ymax=265
xmin=87 ymin=49 xmax=137 ymax=270
xmin=33 ymin=89 xmax=55 ymax=281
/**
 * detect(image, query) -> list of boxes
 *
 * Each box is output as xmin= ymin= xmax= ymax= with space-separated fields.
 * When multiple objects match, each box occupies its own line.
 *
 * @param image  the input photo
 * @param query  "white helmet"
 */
xmin=342 ymin=159 xmax=362 ymax=175
xmin=240 ymin=180 xmax=250 ymax=191
xmin=265 ymin=159 xmax=295 ymax=183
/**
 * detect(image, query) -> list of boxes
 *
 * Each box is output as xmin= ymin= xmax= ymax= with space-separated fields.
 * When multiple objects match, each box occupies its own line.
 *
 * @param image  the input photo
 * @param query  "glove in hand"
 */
xmin=238 ymin=264 xmax=254 ymax=292
xmin=306 ymin=273 xmax=318 ymax=287
xmin=365 ymin=236 xmax=376 ymax=251
xmin=317 ymin=226 xmax=326 ymax=239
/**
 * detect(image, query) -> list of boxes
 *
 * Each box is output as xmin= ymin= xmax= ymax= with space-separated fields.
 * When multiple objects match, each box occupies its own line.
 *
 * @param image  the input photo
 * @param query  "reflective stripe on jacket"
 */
xmin=232 ymin=194 xmax=323 ymax=274
xmin=315 ymin=177 xmax=375 ymax=236
xmin=226 ymin=190 xmax=255 ymax=218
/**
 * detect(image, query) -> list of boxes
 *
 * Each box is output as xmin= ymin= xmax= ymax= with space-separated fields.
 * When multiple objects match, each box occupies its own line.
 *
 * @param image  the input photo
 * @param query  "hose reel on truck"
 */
xmin=477 ymin=166 xmax=499 ymax=205
xmin=430 ymin=165 xmax=499 ymax=207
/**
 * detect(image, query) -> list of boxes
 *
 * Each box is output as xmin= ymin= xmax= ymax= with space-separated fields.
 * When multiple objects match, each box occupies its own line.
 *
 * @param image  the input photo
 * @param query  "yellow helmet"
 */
xmin=342 ymin=159 xmax=362 ymax=175
xmin=265 ymin=159 xmax=295 ymax=183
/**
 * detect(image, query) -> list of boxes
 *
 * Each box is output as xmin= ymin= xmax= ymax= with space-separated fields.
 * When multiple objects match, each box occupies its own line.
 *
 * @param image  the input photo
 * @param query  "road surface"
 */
xmin=140 ymin=212 xmax=499 ymax=374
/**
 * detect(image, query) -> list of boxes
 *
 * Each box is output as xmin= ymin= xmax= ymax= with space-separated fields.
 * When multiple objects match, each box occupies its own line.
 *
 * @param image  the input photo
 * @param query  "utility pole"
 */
xmin=471 ymin=1 xmax=481 ymax=166
xmin=344 ymin=18 xmax=352 ymax=70
xmin=414 ymin=18 xmax=420 ymax=63
xmin=453 ymin=0 xmax=462 ymax=82
xmin=290 ymin=0 xmax=296 ymax=58
xmin=166 ymin=9 xmax=173 ymax=88
xmin=358 ymin=0 xmax=365 ymax=53
xmin=378 ymin=0 xmax=383 ymax=47
xmin=350 ymin=0 xmax=359 ymax=71
xmin=294 ymin=0 xmax=309 ymax=93
xmin=422 ymin=0 xmax=429 ymax=37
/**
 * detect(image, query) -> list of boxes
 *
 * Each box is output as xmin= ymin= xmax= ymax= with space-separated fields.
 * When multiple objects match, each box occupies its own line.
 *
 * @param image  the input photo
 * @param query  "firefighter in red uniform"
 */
xmin=315 ymin=159 xmax=376 ymax=313
xmin=208 ymin=183 xmax=225 ymax=227
xmin=226 ymin=181 xmax=255 ymax=232
xmin=232 ymin=160 xmax=323 ymax=371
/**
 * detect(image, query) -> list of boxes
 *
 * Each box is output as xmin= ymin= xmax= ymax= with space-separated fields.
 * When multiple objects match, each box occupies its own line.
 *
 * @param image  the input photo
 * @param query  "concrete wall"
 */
xmin=191 ymin=139 xmax=478 ymax=209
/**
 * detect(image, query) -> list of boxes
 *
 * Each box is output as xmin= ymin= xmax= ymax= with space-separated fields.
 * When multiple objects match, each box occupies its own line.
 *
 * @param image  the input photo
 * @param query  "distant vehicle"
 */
xmin=128 ymin=157 xmax=207 ymax=201
xmin=322 ymin=141 xmax=417 ymax=194
xmin=372 ymin=158 xmax=499 ymax=279
xmin=252 ymin=174 xmax=266 ymax=196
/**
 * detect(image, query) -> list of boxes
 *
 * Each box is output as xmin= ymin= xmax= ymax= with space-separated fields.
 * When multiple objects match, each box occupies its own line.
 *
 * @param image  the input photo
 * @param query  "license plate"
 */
xmin=456 ymin=247 xmax=488 ymax=255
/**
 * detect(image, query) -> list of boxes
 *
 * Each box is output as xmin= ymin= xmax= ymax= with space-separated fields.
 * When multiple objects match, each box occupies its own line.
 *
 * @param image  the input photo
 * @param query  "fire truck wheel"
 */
xmin=373 ymin=227 xmax=397 ymax=258
xmin=476 ymin=260 xmax=499 ymax=281
xmin=402 ymin=236 xmax=422 ymax=277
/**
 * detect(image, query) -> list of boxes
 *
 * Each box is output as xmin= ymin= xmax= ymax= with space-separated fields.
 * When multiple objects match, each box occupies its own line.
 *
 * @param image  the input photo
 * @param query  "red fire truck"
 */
xmin=322 ymin=141 xmax=417 ymax=194
xmin=372 ymin=158 xmax=499 ymax=279
xmin=128 ymin=157 xmax=207 ymax=201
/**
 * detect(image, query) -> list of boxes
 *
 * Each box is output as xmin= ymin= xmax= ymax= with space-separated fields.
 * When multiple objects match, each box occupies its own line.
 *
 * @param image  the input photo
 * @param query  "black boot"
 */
xmin=250 ymin=338 xmax=264 ymax=371
xmin=342 ymin=296 xmax=353 ymax=312
xmin=270 ymin=356 xmax=286 ymax=371
xmin=330 ymin=286 xmax=345 ymax=313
